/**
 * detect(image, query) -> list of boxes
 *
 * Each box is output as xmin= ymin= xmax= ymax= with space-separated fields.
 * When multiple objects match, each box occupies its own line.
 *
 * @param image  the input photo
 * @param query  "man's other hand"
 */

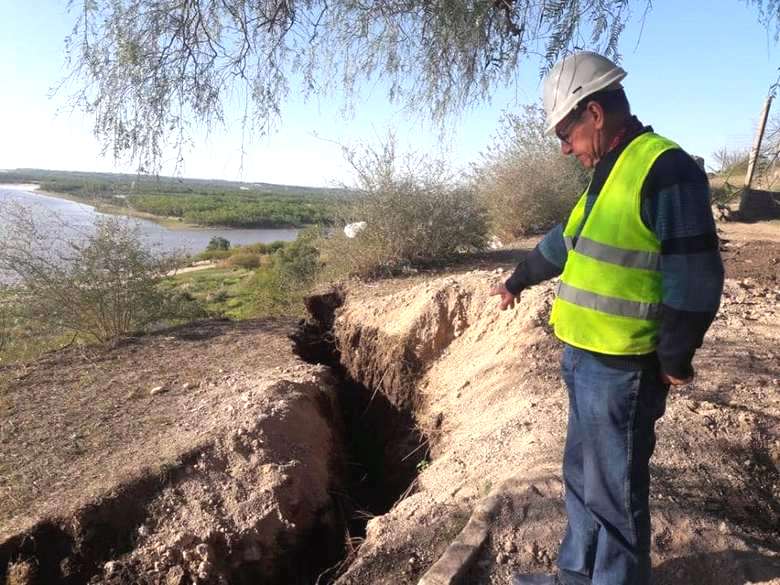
xmin=661 ymin=371 xmax=694 ymax=386
xmin=490 ymin=283 xmax=518 ymax=310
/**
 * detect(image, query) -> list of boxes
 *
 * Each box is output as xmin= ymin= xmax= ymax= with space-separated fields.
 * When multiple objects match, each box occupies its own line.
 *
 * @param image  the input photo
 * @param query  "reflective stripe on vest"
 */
xmin=557 ymin=282 xmax=662 ymax=320
xmin=550 ymin=132 xmax=679 ymax=355
xmin=575 ymin=236 xmax=660 ymax=271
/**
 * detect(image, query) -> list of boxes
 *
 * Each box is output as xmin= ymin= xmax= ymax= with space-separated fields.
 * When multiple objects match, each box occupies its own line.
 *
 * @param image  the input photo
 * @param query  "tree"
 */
xmin=206 ymin=236 xmax=232 ymax=251
xmin=65 ymin=0 xmax=642 ymax=171
xmin=62 ymin=1 xmax=780 ymax=172
xmin=0 ymin=203 xmax=201 ymax=344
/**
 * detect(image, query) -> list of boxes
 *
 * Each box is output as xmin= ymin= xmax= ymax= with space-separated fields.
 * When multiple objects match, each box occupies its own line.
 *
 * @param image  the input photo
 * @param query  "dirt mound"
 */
xmin=0 ymin=319 xmax=346 ymax=584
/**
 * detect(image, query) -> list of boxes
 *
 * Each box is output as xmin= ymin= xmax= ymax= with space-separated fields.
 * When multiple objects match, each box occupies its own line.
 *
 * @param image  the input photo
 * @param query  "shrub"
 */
xmin=0 ymin=204 xmax=202 ymax=344
xmin=229 ymin=252 xmax=263 ymax=269
xmin=273 ymin=230 xmax=321 ymax=285
xmin=249 ymin=230 xmax=321 ymax=316
xmin=319 ymin=140 xmax=488 ymax=277
xmin=198 ymin=249 xmax=232 ymax=261
xmin=239 ymin=241 xmax=288 ymax=255
xmin=206 ymin=236 xmax=231 ymax=251
xmin=474 ymin=105 xmax=589 ymax=239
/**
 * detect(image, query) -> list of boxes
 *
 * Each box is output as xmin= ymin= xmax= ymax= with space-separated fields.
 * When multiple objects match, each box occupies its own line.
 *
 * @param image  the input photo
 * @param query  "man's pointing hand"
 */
xmin=490 ymin=283 xmax=518 ymax=311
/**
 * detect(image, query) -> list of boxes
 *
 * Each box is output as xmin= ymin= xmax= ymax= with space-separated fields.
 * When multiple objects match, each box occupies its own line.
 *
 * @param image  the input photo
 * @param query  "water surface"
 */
xmin=0 ymin=185 xmax=300 ymax=255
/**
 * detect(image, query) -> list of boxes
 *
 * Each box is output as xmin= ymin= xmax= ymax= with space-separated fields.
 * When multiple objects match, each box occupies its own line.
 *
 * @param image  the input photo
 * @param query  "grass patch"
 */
xmin=165 ymin=267 xmax=259 ymax=320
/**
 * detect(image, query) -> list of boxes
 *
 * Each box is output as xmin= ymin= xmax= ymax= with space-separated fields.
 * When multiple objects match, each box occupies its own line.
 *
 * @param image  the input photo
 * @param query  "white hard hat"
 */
xmin=542 ymin=51 xmax=627 ymax=135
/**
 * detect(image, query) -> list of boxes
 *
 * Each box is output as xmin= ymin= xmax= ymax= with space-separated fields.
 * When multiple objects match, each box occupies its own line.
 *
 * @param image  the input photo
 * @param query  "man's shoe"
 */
xmin=511 ymin=574 xmax=561 ymax=585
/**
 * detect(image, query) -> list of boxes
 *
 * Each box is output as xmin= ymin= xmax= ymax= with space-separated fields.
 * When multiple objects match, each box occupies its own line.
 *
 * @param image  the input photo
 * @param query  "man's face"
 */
xmin=555 ymin=103 xmax=603 ymax=169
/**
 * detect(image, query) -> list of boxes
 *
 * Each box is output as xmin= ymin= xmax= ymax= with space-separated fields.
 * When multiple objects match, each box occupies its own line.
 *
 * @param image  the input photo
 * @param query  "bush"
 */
xmin=318 ymin=140 xmax=488 ymax=277
xmin=198 ymin=249 xmax=232 ymax=261
xmin=249 ymin=230 xmax=321 ymax=315
xmin=474 ymin=105 xmax=589 ymax=239
xmin=273 ymin=230 xmax=321 ymax=285
xmin=229 ymin=252 xmax=263 ymax=269
xmin=0 ymin=204 xmax=203 ymax=344
xmin=206 ymin=236 xmax=231 ymax=251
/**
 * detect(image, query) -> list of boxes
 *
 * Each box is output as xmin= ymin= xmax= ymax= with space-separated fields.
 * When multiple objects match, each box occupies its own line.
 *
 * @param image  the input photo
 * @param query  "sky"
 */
xmin=0 ymin=0 xmax=778 ymax=187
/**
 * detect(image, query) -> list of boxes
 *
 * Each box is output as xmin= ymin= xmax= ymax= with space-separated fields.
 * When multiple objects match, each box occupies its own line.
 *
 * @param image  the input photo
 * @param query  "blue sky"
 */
xmin=0 ymin=0 xmax=777 ymax=187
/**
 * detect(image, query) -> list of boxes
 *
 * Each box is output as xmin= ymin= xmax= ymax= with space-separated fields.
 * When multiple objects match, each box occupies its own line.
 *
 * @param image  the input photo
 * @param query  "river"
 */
xmin=0 ymin=184 xmax=300 ymax=255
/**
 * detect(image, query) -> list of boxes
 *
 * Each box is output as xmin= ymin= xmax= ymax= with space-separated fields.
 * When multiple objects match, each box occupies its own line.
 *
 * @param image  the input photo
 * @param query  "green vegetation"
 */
xmin=206 ymin=236 xmax=231 ymax=251
xmin=165 ymin=232 xmax=321 ymax=319
xmin=163 ymin=267 xmax=258 ymax=320
xmin=127 ymin=192 xmax=331 ymax=227
xmin=317 ymin=141 xmax=488 ymax=278
xmin=474 ymin=105 xmax=589 ymax=239
xmin=1 ymin=169 xmax=346 ymax=228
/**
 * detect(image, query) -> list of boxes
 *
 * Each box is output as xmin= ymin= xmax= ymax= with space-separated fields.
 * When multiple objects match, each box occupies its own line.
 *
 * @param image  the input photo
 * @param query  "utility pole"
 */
xmin=744 ymin=94 xmax=773 ymax=191
xmin=740 ymin=93 xmax=778 ymax=220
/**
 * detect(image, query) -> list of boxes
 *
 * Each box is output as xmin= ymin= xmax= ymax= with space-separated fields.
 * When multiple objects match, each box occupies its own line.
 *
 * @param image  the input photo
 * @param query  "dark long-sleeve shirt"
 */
xmin=505 ymin=121 xmax=724 ymax=378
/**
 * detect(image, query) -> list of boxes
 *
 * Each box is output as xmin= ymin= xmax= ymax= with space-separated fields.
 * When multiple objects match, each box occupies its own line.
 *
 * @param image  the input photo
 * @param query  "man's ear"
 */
xmin=586 ymin=101 xmax=606 ymax=130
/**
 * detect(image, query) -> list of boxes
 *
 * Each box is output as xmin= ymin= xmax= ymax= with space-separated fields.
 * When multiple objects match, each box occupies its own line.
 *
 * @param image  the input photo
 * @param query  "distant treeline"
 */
xmin=1 ymin=169 xmax=347 ymax=228
xmin=128 ymin=193 xmax=332 ymax=227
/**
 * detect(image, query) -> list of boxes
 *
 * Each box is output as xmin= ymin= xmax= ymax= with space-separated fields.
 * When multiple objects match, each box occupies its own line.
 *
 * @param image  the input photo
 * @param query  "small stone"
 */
xmin=503 ymin=541 xmax=518 ymax=553
xmin=195 ymin=543 xmax=210 ymax=559
xmin=150 ymin=386 xmax=166 ymax=396
xmin=497 ymin=552 xmax=510 ymax=565
xmin=138 ymin=524 xmax=149 ymax=537
xmin=104 ymin=561 xmax=121 ymax=576
xmin=719 ymin=521 xmax=728 ymax=534
xmin=182 ymin=382 xmax=192 ymax=390
xmin=197 ymin=560 xmax=212 ymax=579
xmin=166 ymin=566 xmax=186 ymax=585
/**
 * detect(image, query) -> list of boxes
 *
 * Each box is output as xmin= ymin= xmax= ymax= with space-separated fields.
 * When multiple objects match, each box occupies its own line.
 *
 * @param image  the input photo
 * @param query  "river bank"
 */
xmin=0 ymin=184 xmax=301 ymax=256
xmin=2 ymin=221 xmax=778 ymax=584
xmin=0 ymin=183 xmax=203 ymax=230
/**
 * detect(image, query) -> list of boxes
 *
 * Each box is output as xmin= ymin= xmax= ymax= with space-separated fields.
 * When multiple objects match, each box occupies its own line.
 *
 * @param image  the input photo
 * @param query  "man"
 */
xmin=490 ymin=52 xmax=724 ymax=585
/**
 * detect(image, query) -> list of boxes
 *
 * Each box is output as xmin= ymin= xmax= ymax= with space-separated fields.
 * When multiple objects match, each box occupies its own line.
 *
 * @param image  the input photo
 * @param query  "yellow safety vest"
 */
xmin=549 ymin=132 xmax=679 ymax=355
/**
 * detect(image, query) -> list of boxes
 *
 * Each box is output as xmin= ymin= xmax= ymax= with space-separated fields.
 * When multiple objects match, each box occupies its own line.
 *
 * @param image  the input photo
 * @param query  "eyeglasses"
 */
xmin=555 ymin=106 xmax=586 ymax=146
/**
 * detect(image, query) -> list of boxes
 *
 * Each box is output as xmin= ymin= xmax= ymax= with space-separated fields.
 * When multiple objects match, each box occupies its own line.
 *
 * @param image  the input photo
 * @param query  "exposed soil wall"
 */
xmin=1 ymin=321 xmax=349 ymax=585
xmin=302 ymin=255 xmax=780 ymax=585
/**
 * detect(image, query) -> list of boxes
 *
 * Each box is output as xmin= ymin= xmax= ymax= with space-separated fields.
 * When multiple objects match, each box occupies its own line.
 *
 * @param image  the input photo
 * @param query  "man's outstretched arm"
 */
xmin=492 ymin=224 xmax=568 ymax=309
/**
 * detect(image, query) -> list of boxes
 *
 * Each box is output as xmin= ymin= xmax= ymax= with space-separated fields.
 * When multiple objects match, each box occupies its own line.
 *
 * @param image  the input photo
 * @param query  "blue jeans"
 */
xmin=557 ymin=345 xmax=669 ymax=585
